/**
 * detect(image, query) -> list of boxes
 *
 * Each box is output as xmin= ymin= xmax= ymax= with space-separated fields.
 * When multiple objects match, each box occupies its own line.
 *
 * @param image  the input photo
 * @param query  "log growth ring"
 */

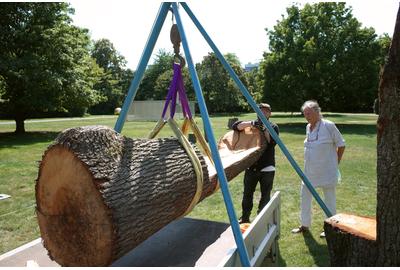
xmin=36 ymin=146 xmax=114 ymax=266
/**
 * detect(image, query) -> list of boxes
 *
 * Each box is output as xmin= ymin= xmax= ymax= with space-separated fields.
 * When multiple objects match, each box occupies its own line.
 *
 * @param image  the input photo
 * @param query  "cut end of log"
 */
xmin=324 ymin=213 xmax=377 ymax=266
xmin=36 ymin=145 xmax=114 ymax=266
xmin=325 ymin=213 xmax=376 ymax=241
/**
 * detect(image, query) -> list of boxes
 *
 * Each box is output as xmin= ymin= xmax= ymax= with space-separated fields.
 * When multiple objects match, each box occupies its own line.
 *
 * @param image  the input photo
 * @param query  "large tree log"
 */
xmin=35 ymin=125 xmax=265 ymax=266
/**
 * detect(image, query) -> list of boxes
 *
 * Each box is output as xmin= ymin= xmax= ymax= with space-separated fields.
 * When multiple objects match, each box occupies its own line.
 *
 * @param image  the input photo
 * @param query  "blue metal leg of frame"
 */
xmin=114 ymin=2 xmax=171 ymax=133
xmin=172 ymin=3 xmax=251 ymax=267
xmin=181 ymin=2 xmax=332 ymax=218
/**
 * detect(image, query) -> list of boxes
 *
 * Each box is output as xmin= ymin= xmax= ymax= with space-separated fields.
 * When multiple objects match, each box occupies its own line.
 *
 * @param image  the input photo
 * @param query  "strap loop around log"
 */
xmin=167 ymin=118 xmax=204 ymax=217
xmin=148 ymin=118 xmax=167 ymax=139
xmin=180 ymin=118 xmax=218 ymax=192
xmin=149 ymin=117 xmax=218 ymax=194
xmin=186 ymin=118 xmax=219 ymax=192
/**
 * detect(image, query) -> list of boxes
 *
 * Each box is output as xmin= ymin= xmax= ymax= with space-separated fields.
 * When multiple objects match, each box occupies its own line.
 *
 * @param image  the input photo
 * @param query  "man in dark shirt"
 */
xmin=232 ymin=103 xmax=279 ymax=224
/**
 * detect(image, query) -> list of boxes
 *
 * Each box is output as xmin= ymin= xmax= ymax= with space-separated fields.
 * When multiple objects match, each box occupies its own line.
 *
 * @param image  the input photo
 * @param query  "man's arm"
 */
xmin=232 ymin=120 xmax=255 ymax=131
xmin=236 ymin=121 xmax=253 ymax=131
xmin=233 ymin=120 xmax=272 ymax=143
xmin=266 ymin=124 xmax=279 ymax=145
xmin=262 ymin=128 xmax=271 ymax=143
xmin=337 ymin=146 xmax=345 ymax=164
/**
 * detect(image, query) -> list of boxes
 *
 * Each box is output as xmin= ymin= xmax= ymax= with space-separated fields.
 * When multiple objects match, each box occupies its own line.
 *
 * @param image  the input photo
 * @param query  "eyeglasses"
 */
xmin=307 ymin=121 xmax=321 ymax=142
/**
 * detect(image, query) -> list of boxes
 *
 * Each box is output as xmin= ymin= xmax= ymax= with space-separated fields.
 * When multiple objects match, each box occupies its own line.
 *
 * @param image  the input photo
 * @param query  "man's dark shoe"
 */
xmin=238 ymin=217 xmax=250 ymax=224
xmin=291 ymin=226 xmax=309 ymax=234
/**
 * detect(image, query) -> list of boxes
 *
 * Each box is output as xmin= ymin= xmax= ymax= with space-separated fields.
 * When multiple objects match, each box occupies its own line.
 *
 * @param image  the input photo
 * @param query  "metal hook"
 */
xmin=170 ymin=24 xmax=185 ymax=67
xmin=174 ymin=54 xmax=186 ymax=68
xmin=169 ymin=7 xmax=175 ymax=24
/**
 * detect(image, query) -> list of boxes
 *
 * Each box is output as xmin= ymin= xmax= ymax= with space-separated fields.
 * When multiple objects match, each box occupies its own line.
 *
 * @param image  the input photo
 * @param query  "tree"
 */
xmin=136 ymin=50 xmax=175 ymax=100
xmin=376 ymin=5 xmax=400 ymax=265
xmin=119 ymin=67 xmax=134 ymax=104
xmin=0 ymin=3 xmax=103 ymax=133
xmin=154 ymin=67 xmax=195 ymax=101
xmin=261 ymin=3 xmax=390 ymax=112
xmin=197 ymin=52 xmax=248 ymax=113
xmin=245 ymin=68 xmax=264 ymax=108
xmin=377 ymin=34 xmax=392 ymax=67
xmin=89 ymin=38 xmax=128 ymax=114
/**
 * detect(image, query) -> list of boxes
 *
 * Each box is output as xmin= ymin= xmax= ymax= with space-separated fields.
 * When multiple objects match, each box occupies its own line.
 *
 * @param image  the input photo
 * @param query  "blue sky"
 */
xmin=69 ymin=1 xmax=399 ymax=69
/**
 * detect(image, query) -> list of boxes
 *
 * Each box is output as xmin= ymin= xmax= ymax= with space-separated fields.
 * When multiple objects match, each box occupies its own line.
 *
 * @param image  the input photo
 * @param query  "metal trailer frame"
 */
xmin=219 ymin=191 xmax=281 ymax=267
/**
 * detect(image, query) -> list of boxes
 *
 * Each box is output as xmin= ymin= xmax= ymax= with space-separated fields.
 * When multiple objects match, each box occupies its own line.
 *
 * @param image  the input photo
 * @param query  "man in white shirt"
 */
xmin=292 ymin=100 xmax=345 ymax=237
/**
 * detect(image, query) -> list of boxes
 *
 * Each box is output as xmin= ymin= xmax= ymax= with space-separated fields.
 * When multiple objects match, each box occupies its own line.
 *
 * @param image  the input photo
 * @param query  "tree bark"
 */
xmin=35 ymin=125 xmax=265 ymax=266
xmin=14 ymin=117 xmax=25 ymax=134
xmin=376 ymin=4 xmax=400 ymax=266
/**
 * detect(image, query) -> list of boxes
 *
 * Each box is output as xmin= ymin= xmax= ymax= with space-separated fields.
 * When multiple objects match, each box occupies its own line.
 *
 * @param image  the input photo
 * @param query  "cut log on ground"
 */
xmin=324 ymin=213 xmax=377 ymax=266
xmin=35 ymin=125 xmax=265 ymax=266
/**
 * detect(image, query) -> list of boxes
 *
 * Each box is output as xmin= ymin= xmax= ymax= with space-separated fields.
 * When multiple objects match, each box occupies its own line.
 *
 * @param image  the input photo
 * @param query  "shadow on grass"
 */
xmin=0 ymin=131 xmax=59 ymax=148
xmin=273 ymin=113 xmax=372 ymax=118
xmin=269 ymin=113 xmax=303 ymax=119
xmin=219 ymin=112 xmax=357 ymax=119
xmin=322 ymin=113 xmax=355 ymax=118
xmin=261 ymin=242 xmax=287 ymax=266
xmin=276 ymin=243 xmax=287 ymax=266
xmin=302 ymin=231 xmax=330 ymax=266
xmin=278 ymin=123 xmax=377 ymax=136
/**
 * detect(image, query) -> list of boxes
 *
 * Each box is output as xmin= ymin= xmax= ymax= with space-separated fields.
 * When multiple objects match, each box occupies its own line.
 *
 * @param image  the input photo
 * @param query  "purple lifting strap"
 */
xmin=161 ymin=64 xmax=178 ymax=118
xmin=177 ymin=66 xmax=192 ymax=118
xmin=161 ymin=63 xmax=192 ymax=119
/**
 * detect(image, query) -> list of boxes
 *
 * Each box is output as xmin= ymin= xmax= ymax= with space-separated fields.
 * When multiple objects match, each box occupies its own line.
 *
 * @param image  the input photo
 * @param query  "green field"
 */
xmin=0 ymin=112 xmax=378 ymax=266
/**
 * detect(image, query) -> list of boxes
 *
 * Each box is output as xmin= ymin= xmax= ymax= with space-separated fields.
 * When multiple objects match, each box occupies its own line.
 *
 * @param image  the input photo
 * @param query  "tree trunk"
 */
xmin=14 ymin=117 xmax=25 ymax=134
xmin=324 ymin=5 xmax=400 ymax=266
xmin=376 ymin=4 xmax=400 ymax=266
xmin=35 ymin=125 xmax=265 ymax=266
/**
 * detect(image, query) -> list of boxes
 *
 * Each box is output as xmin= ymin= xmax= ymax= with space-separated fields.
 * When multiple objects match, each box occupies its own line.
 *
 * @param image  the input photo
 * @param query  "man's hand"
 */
xmin=252 ymin=120 xmax=271 ymax=143
xmin=252 ymin=120 xmax=266 ymax=131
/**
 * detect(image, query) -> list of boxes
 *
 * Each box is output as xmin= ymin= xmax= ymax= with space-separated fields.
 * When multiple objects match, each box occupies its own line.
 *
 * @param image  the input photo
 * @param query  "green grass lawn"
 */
xmin=0 ymin=112 xmax=377 ymax=266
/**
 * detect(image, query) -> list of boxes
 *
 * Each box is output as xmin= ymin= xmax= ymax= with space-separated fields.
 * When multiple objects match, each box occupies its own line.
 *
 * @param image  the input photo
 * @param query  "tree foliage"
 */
xmin=245 ymin=68 xmax=263 ymax=107
xmin=260 ymin=3 xmax=390 ymax=112
xmin=197 ymin=52 xmax=249 ymax=113
xmin=0 ymin=2 xmax=103 ymax=132
xmin=89 ymin=38 xmax=130 ymax=114
xmin=136 ymin=50 xmax=175 ymax=100
xmin=135 ymin=49 xmax=195 ymax=105
xmin=154 ymin=68 xmax=195 ymax=101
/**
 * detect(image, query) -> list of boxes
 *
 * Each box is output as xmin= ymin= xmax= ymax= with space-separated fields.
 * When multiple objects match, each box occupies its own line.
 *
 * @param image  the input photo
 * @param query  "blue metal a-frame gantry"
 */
xmin=114 ymin=2 xmax=333 ymax=267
